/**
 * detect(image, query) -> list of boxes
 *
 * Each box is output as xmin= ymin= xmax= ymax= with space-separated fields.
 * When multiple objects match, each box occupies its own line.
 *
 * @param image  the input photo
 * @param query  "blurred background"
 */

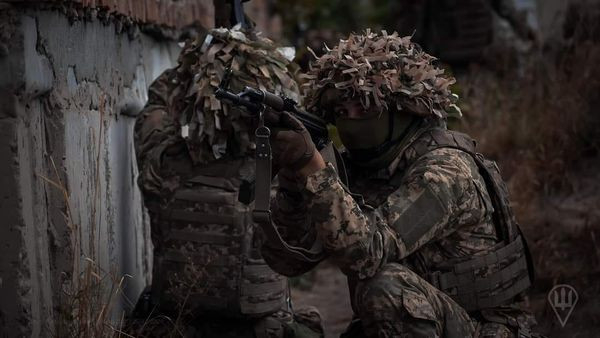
xmin=1 ymin=0 xmax=598 ymax=336
xmin=247 ymin=0 xmax=600 ymax=336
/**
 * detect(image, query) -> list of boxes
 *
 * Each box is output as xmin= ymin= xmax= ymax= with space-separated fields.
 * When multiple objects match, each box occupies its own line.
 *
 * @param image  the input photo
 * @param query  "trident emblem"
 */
xmin=547 ymin=284 xmax=578 ymax=327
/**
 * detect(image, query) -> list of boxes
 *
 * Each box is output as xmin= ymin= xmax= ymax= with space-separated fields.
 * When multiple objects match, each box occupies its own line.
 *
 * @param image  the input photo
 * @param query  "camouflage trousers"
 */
xmin=344 ymin=263 xmax=522 ymax=338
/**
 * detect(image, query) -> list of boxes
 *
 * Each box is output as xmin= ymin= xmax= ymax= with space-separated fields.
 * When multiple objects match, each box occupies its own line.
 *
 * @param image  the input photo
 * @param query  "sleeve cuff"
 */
xmin=305 ymin=162 xmax=339 ymax=195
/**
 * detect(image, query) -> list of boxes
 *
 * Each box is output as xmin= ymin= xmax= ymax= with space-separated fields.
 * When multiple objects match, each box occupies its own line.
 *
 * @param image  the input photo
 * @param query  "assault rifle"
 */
xmin=214 ymin=68 xmax=333 ymax=263
xmin=214 ymin=69 xmax=329 ymax=150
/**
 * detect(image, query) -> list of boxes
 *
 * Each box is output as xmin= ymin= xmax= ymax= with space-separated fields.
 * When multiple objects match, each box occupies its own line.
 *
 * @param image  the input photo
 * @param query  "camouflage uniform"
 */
xmin=264 ymin=121 xmax=536 ymax=337
xmin=262 ymin=31 xmax=536 ymax=337
xmin=133 ymin=28 xmax=322 ymax=338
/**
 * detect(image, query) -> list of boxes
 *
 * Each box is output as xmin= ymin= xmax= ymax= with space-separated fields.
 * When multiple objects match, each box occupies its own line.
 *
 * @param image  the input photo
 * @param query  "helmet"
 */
xmin=303 ymin=29 xmax=461 ymax=121
xmin=173 ymin=27 xmax=301 ymax=164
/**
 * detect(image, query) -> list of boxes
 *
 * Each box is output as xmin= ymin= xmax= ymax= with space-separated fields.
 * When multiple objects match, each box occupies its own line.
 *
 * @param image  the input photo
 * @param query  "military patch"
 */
xmin=391 ymin=184 xmax=447 ymax=250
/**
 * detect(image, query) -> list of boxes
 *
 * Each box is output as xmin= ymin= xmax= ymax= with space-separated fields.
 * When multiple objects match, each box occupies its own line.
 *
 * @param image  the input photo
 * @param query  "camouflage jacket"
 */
xmin=134 ymin=23 xmax=329 ymax=322
xmin=262 ymin=121 xmax=527 ymax=314
xmin=135 ymin=27 xmax=302 ymax=204
xmin=134 ymin=68 xmax=190 ymax=207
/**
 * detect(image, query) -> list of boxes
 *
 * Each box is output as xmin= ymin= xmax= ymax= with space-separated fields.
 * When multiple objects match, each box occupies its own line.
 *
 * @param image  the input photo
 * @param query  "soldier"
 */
xmin=261 ymin=30 xmax=538 ymax=337
xmin=132 ymin=26 xmax=323 ymax=338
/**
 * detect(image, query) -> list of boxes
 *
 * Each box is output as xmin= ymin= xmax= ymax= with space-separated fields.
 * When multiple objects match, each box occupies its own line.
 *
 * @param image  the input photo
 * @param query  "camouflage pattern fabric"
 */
xmin=135 ymin=26 xmax=302 ymax=197
xmin=353 ymin=263 xmax=475 ymax=337
xmin=134 ymin=68 xmax=185 ymax=200
xmin=302 ymin=30 xmax=461 ymax=120
xmin=263 ymin=120 xmax=535 ymax=337
xmin=133 ymin=27 xmax=323 ymax=337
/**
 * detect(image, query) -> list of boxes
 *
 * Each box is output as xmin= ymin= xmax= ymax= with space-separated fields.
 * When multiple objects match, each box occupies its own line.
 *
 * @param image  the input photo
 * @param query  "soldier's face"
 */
xmin=320 ymin=88 xmax=381 ymax=120
xmin=319 ymin=88 xmax=390 ymax=150
xmin=333 ymin=100 xmax=367 ymax=119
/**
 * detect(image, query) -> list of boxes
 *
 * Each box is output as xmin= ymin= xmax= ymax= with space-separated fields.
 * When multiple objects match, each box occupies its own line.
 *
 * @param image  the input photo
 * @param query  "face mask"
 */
xmin=335 ymin=110 xmax=391 ymax=151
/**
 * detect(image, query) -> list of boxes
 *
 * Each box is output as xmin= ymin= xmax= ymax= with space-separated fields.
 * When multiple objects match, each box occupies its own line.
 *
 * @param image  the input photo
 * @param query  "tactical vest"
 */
xmin=150 ymin=158 xmax=288 ymax=318
xmin=398 ymin=128 xmax=535 ymax=312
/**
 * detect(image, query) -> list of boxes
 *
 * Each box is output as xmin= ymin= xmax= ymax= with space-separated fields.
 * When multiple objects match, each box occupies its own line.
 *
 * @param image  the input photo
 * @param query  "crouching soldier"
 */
xmin=261 ymin=30 xmax=540 ymax=337
xmin=132 ymin=26 xmax=323 ymax=338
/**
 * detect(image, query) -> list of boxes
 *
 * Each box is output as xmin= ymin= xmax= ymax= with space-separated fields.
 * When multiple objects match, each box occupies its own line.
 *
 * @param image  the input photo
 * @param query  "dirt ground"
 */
xmin=291 ymin=158 xmax=600 ymax=338
xmin=291 ymin=264 xmax=353 ymax=337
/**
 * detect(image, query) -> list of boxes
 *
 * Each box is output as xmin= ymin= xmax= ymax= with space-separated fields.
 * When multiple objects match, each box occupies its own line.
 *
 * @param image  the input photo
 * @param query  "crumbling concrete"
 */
xmin=0 ymin=3 xmax=193 ymax=335
xmin=3 ymin=0 xmax=214 ymax=30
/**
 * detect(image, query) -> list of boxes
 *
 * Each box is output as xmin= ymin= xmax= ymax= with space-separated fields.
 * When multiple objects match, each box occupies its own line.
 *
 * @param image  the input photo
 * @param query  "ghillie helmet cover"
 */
xmin=302 ymin=29 xmax=461 ymax=120
xmin=173 ymin=27 xmax=301 ymax=164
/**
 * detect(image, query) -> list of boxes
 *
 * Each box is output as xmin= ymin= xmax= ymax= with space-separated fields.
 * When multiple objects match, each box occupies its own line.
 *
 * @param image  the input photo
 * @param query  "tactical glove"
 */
xmin=264 ymin=109 xmax=316 ymax=171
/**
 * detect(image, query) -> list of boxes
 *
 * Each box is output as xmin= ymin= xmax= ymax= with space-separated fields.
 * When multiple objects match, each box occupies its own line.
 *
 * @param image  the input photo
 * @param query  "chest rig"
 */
xmin=151 ymin=158 xmax=287 ymax=318
xmin=423 ymin=129 xmax=533 ymax=312
xmin=360 ymin=128 xmax=535 ymax=312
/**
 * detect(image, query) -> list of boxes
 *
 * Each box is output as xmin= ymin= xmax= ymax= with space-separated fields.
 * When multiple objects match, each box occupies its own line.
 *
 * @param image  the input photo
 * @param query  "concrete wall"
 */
xmin=0 ymin=5 xmax=182 ymax=336
xmin=3 ymin=0 xmax=214 ymax=30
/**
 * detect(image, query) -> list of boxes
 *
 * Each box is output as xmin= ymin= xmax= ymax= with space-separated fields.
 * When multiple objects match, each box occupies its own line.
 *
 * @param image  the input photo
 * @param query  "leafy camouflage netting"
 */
xmin=302 ymin=29 xmax=461 ymax=119
xmin=174 ymin=27 xmax=301 ymax=164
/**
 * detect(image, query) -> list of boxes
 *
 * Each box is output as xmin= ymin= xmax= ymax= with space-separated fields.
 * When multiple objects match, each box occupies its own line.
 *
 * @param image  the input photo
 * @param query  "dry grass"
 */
xmin=38 ymin=94 xmax=210 ymax=337
xmin=125 ymin=253 xmax=211 ymax=338
xmin=458 ymin=39 xmax=600 ymax=216
xmin=39 ymin=95 xmax=135 ymax=337
xmin=456 ymin=3 xmax=600 ymax=334
xmin=39 ymin=157 xmax=132 ymax=338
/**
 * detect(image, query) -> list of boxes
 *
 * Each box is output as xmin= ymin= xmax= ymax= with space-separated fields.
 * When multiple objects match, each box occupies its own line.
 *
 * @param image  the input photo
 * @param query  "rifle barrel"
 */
xmin=215 ymin=86 xmax=330 ymax=149
xmin=215 ymin=88 xmax=261 ymax=112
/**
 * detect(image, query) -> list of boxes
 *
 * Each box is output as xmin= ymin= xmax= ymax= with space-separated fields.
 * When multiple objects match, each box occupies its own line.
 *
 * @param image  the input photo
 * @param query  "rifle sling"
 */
xmin=253 ymin=125 xmax=326 ymax=263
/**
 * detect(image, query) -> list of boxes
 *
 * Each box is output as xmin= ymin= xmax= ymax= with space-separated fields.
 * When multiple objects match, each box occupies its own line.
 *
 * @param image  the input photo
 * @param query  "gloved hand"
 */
xmin=264 ymin=109 xmax=316 ymax=171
